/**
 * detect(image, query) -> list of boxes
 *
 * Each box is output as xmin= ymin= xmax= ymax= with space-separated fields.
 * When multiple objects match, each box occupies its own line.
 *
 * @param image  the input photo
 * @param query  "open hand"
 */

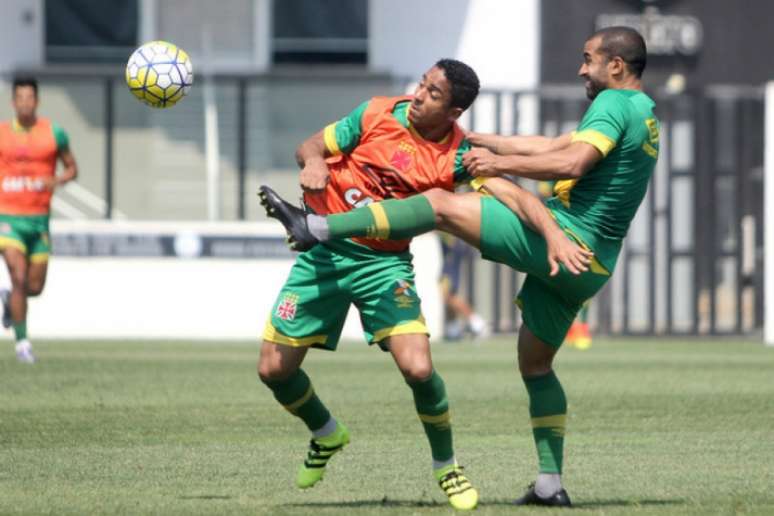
xmin=546 ymin=231 xmax=595 ymax=276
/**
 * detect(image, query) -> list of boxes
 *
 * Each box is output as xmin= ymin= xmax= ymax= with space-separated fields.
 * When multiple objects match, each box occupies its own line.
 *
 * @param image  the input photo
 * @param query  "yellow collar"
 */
xmin=407 ymin=120 xmax=451 ymax=145
xmin=12 ymin=118 xmax=35 ymax=133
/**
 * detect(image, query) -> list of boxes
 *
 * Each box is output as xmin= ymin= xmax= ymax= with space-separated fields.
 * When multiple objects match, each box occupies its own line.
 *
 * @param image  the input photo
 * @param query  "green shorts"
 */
xmin=479 ymin=197 xmax=616 ymax=348
xmin=263 ymin=240 xmax=427 ymax=350
xmin=0 ymin=214 xmax=51 ymax=263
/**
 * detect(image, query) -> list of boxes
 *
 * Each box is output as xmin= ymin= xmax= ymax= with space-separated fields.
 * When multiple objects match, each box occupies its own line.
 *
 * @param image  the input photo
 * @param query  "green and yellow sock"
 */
xmin=13 ymin=321 xmax=27 ymax=342
xmin=327 ymin=195 xmax=437 ymax=241
xmin=523 ymin=371 xmax=567 ymax=474
xmin=264 ymin=368 xmax=331 ymax=432
xmin=408 ymin=370 xmax=454 ymax=463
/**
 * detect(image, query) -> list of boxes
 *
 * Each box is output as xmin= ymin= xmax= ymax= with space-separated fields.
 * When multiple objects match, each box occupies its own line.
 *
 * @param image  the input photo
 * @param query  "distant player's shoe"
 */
xmin=296 ymin=422 xmax=350 ymax=489
xmin=513 ymin=482 xmax=572 ymax=507
xmin=564 ymin=322 xmax=579 ymax=347
xmin=444 ymin=319 xmax=464 ymax=341
xmin=258 ymin=186 xmax=319 ymax=252
xmin=574 ymin=322 xmax=592 ymax=350
xmin=15 ymin=339 xmax=35 ymax=364
xmin=435 ymin=465 xmax=479 ymax=510
xmin=0 ymin=288 xmax=11 ymax=329
xmin=468 ymin=313 xmax=490 ymax=341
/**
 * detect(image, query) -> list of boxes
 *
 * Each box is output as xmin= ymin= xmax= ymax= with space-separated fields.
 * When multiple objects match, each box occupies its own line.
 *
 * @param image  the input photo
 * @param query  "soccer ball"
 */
xmin=125 ymin=40 xmax=193 ymax=108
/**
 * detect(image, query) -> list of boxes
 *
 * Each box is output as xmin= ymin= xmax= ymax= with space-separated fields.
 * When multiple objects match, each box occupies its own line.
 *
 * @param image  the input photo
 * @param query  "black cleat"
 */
xmin=513 ymin=483 xmax=572 ymax=507
xmin=258 ymin=185 xmax=319 ymax=252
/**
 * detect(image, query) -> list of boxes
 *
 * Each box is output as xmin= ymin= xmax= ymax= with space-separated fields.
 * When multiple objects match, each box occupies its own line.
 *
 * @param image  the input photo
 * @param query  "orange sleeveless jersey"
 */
xmin=0 ymin=117 xmax=59 ymax=215
xmin=304 ymin=96 xmax=465 ymax=252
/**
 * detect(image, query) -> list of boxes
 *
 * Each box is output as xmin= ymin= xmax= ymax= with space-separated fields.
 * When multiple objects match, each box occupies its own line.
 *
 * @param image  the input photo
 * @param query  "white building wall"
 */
xmin=369 ymin=0 xmax=539 ymax=90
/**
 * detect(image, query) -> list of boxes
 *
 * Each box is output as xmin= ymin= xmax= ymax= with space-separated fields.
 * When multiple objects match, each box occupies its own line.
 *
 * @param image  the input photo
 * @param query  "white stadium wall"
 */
xmin=0 ymin=222 xmax=443 ymax=342
xmin=369 ymin=0 xmax=540 ymax=90
xmin=0 ymin=0 xmax=43 ymax=73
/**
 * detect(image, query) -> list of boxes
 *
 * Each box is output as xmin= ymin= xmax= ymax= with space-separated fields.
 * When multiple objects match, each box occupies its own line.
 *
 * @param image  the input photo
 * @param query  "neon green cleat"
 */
xmin=296 ymin=423 xmax=350 ymax=489
xmin=435 ymin=464 xmax=479 ymax=510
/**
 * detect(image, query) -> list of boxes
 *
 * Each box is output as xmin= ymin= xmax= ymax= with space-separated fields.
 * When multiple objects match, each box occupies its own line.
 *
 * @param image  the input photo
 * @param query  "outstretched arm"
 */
xmin=463 ymin=141 xmax=601 ymax=181
xmin=475 ymin=177 xmax=593 ymax=276
xmin=466 ymin=132 xmax=573 ymax=156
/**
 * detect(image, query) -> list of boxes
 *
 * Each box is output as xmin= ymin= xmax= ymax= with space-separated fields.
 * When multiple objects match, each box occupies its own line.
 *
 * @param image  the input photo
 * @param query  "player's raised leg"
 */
xmin=388 ymin=333 xmax=478 ymax=510
xmin=259 ymin=185 xmax=482 ymax=251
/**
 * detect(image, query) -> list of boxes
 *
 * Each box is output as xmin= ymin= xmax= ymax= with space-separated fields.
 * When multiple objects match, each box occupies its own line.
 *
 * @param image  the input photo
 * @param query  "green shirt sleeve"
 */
xmin=51 ymin=122 xmax=69 ymax=152
xmin=324 ymin=100 xmax=369 ymax=155
xmin=453 ymin=138 xmax=472 ymax=184
xmin=573 ymin=90 xmax=629 ymax=157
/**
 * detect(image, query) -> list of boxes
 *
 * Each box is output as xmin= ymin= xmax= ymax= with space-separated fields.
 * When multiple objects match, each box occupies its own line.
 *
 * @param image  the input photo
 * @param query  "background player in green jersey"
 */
xmin=261 ymin=26 xmax=657 ymax=507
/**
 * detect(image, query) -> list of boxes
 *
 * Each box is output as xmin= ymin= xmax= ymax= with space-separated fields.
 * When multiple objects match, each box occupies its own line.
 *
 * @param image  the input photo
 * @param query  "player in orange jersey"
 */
xmin=0 ymin=77 xmax=78 ymax=363
xmin=258 ymin=59 xmax=587 ymax=509
xmin=257 ymin=60 xmax=483 ymax=509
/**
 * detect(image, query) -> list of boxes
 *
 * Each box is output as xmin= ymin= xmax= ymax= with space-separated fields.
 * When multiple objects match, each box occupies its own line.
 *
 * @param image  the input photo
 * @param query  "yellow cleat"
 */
xmin=436 ymin=465 xmax=479 ymax=510
xmin=574 ymin=322 xmax=592 ymax=350
xmin=296 ymin=423 xmax=350 ymax=489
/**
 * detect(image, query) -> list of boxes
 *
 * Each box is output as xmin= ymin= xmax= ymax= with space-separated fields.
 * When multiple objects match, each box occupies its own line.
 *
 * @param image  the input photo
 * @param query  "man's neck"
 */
xmin=412 ymin=122 xmax=453 ymax=143
xmin=15 ymin=115 xmax=37 ymax=130
xmin=610 ymin=77 xmax=642 ymax=92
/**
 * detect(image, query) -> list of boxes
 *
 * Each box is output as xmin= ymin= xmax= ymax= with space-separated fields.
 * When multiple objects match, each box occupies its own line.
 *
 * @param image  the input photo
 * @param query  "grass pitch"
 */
xmin=1 ymin=337 xmax=773 ymax=515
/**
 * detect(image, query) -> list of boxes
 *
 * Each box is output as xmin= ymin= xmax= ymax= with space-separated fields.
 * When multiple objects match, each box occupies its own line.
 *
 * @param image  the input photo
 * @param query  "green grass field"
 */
xmin=1 ymin=337 xmax=773 ymax=515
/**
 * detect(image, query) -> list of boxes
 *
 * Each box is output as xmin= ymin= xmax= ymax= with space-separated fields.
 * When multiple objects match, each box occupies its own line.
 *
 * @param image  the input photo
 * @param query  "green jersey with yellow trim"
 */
xmin=324 ymin=99 xmax=473 ymax=184
xmin=547 ymin=89 xmax=659 ymax=245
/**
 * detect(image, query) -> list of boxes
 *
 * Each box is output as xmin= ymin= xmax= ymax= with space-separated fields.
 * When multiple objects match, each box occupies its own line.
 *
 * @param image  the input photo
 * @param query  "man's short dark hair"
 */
xmin=434 ymin=59 xmax=480 ymax=111
xmin=592 ymin=26 xmax=647 ymax=78
xmin=12 ymin=76 xmax=38 ymax=97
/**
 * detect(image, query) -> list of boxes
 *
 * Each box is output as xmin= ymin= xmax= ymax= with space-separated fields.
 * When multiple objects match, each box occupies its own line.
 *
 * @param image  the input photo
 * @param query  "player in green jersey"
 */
xmin=261 ymin=26 xmax=657 ymax=506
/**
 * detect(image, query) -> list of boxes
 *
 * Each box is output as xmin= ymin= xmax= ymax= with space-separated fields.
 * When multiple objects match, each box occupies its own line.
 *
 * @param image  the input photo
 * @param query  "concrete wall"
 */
xmin=0 ymin=221 xmax=443 ymax=341
xmin=0 ymin=0 xmax=43 ymax=73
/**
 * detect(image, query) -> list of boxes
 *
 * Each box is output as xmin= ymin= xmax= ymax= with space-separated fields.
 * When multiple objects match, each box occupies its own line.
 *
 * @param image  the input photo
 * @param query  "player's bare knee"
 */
xmin=422 ymin=188 xmax=454 ymax=223
xmin=258 ymin=357 xmax=286 ymax=384
xmin=27 ymin=284 xmax=44 ymax=296
xmin=518 ymin=353 xmax=553 ymax=377
xmin=258 ymin=341 xmax=301 ymax=383
xmin=401 ymin=361 xmax=433 ymax=383
xmin=9 ymin=273 xmax=27 ymax=291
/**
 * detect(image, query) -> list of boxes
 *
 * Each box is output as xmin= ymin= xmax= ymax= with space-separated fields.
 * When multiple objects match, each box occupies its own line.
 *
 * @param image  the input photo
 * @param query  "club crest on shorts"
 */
xmin=276 ymin=293 xmax=299 ymax=321
xmin=394 ymin=279 xmax=415 ymax=309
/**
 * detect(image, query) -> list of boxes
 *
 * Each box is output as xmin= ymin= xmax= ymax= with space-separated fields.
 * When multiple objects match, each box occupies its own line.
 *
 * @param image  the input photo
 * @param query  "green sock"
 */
xmin=13 ymin=321 xmax=27 ymax=341
xmin=264 ymin=369 xmax=331 ymax=432
xmin=408 ymin=370 xmax=454 ymax=462
xmin=327 ymin=195 xmax=437 ymax=240
xmin=523 ymin=371 xmax=567 ymax=474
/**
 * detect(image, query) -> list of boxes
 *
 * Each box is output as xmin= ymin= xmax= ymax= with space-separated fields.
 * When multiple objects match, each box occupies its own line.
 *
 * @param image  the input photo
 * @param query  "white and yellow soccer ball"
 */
xmin=125 ymin=40 xmax=193 ymax=108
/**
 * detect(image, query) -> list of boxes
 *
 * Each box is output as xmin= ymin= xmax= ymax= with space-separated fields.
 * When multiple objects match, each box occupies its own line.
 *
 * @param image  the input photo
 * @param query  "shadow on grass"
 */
xmin=286 ymin=498 xmax=446 ymax=509
xmin=572 ymin=498 xmax=685 ymax=509
xmin=286 ymin=497 xmax=685 ymax=510
xmin=179 ymin=495 xmax=233 ymax=500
